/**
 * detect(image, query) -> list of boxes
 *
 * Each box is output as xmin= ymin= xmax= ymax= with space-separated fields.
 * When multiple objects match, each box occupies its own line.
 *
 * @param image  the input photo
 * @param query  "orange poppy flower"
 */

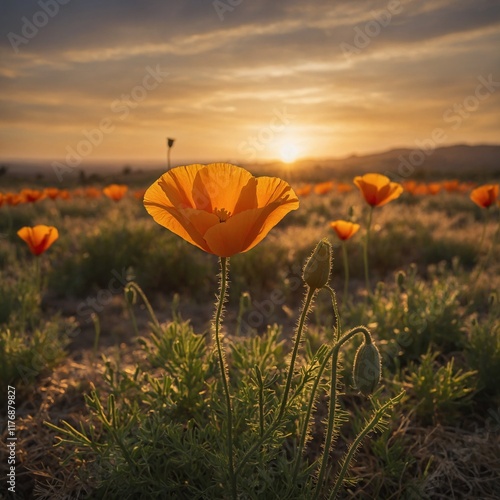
xmin=17 ymin=225 xmax=59 ymax=256
xmin=353 ymin=173 xmax=403 ymax=207
xmin=470 ymin=184 xmax=499 ymax=209
xmin=58 ymin=190 xmax=71 ymax=200
xmin=295 ymin=184 xmax=312 ymax=197
xmin=314 ymin=181 xmax=335 ymax=195
xmin=336 ymin=182 xmax=353 ymax=193
xmin=103 ymin=184 xmax=128 ymax=201
xmin=5 ymin=193 xmax=23 ymax=206
xmin=143 ymin=163 xmax=299 ymax=257
xmin=85 ymin=187 xmax=102 ymax=199
xmin=44 ymin=187 xmax=60 ymax=200
xmin=413 ymin=183 xmax=429 ymax=196
xmin=442 ymin=180 xmax=460 ymax=192
xmin=402 ymin=180 xmax=417 ymax=195
xmin=427 ymin=182 xmax=441 ymax=195
xmin=21 ymin=188 xmax=45 ymax=203
xmin=330 ymin=220 xmax=360 ymax=241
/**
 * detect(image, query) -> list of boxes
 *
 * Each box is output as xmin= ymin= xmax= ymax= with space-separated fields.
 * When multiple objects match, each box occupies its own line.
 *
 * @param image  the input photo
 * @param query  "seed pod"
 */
xmin=353 ymin=341 xmax=381 ymax=396
xmin=302 ymin=239 xmax=332 ymax=290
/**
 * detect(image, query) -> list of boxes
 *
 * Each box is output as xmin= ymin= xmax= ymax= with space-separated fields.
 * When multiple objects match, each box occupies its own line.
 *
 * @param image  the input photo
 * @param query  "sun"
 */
xmin=279 ymin=142 xmax=300 ymax=163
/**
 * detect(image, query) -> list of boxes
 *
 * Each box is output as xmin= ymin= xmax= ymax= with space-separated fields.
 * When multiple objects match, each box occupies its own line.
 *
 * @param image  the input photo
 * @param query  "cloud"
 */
xmin=0 ymin=0 xmax=499 ymax=163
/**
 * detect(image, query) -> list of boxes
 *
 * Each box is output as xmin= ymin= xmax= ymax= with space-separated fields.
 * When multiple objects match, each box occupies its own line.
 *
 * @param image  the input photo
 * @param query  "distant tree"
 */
xmin=0 ymin=165 xmax=8 ymax=176
xmin=123 ymin=165 xmax=132 ymax=175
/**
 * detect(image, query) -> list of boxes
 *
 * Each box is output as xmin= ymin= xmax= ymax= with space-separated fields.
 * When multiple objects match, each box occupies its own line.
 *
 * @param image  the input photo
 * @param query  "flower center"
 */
xmin=214 ymin=208 xmax=231 ymax=222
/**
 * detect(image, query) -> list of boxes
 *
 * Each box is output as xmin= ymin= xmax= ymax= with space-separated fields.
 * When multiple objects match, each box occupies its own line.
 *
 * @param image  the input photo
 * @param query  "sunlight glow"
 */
xmin=279 ymin=142 xmax=300 ymax=163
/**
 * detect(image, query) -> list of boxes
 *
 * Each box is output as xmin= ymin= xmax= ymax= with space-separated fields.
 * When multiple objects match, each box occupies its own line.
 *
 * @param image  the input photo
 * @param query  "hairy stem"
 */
xmin=235 ymin=286 xmax=315 ymax=476
xmin=328 ymin=392 xmax=405 ymax=499
xmin=341 ymin=242 xmax=350 ymax=310
xmin=363 ymin=206 xmax=374 ymax=296
xmin=470 ymin=210 xmax=498 ymax=287
xmin=214 ymin=257 xmax=236 ymax=499
xmin=278 ymin=287 xmax=315 ymax=422
xmin=313 ymin=326 xmax=372 ymax=499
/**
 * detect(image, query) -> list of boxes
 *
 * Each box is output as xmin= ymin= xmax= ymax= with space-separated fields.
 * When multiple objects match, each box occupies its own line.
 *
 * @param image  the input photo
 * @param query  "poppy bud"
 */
xmin=125 ymin=285 xmax=137 ymax=306
xmin=302 ymin=239 xmax=332 ymax=290
xmin=353 ymin=340 xmax=381 ymax=396
xmin=396 ymin=270 xmax=406 ymax=291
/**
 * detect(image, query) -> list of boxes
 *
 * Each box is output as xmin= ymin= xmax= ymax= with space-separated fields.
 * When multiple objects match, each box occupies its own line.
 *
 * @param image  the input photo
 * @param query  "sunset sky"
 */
xmin=1 ymin=0 xmax=499 ymax=167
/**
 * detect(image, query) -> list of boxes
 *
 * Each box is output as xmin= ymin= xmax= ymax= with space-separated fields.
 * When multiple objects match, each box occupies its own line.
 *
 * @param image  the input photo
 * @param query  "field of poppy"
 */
xmin=1 ymin=165 xmax=499 ymax=499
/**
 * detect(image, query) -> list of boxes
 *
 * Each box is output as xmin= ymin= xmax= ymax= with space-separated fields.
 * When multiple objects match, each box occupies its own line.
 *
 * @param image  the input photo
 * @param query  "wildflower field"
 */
xmin=1 ymin=165 xmax=499 ymax=499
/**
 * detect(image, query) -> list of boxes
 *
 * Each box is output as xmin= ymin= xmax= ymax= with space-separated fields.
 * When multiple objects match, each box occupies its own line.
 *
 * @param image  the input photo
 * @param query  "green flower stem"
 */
xmin=363 ymin=206 xmax=374 ymax=296
xmin=292 ymin=286 xmax=341 ymax=485
xmin=471 ymin=209 xmax=499 ymax=287
xmin=341 ymin=241 xmax=349 ymax=309
xmin=214 ymin=257 xmax=236 ymax=500
xmin=235 ymin=286 xmax=315 ymax=476
xmin=35 ymin=256 xmax=42 ymax=294
xmin=313 ymin=325 xmax=372 ymax=499
xmin=328 ymin=391 xmax=405 ymax=499
xmin=476 ymin=212 xmax=488 ymax=256
xmin=278 ymin=286 xmax=315 ymax=422
xmin=325 ymin=286 xmax=341 ymax=343
xmin=125 ymin=281 xmax=160 ymax=329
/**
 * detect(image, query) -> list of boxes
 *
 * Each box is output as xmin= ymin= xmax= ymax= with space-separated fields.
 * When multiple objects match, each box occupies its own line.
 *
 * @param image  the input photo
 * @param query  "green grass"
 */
xmin=1 ymin=176 xmax=499 ymax=499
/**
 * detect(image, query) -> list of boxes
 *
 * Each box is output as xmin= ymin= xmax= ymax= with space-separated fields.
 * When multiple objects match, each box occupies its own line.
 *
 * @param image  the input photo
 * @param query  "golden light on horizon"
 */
xmin=278 ymin=140 xmax=301 ymax=163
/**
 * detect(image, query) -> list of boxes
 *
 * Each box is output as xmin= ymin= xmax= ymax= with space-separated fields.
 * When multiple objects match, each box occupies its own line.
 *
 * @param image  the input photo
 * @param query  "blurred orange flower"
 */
xmin=314 ymin=181 xmax=335 ymax=195
xmin=442 ymin=180 xmax=460 ymax=192
xmin=144 ymin=163 xmax=299 ymax=257
xmin=470 ymin=184 xmax=499 ymax=209
xmin=402 ymin=180 xmax=417 ymax=195
xmin=58 ymin=190 xmax=71 ymax=200
xmin=295 ymin=184 xmax=312 ymax=197
xmin=44 ymin=187 xmax=60 ymax=200
xmin=414 ymin=183 xmax=429 ymax=196
xmin=17 ymin=225 xmax=59 ymax=255
xmin=353 ymin=173 xmax=403 ymax=207
xmin=427 ymin=182 xmax=442 ymax=195
xmin=336 ymin=182 xmax=353 ymax=193
xmin=103 ymin=184 xmax=128 ymax=201
xmin=330 ymin=220 xmax=360 ymax=241
xmin=0 ymin=193 xmax=3 ymax=208
xmin=85 ymin=187 xmax=101 ymax=199
xmin=21 ymin=188 xmax=45 ymax=203
xmin=5 ymin=193 xmax=23 ymax=206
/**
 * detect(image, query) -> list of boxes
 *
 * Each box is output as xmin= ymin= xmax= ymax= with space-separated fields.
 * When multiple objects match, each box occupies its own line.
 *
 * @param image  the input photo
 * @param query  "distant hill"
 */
xmin=1 ymin=144 xmax=499 ymax=185
xmin=252 ymin=144 xmax=500 ymax=182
